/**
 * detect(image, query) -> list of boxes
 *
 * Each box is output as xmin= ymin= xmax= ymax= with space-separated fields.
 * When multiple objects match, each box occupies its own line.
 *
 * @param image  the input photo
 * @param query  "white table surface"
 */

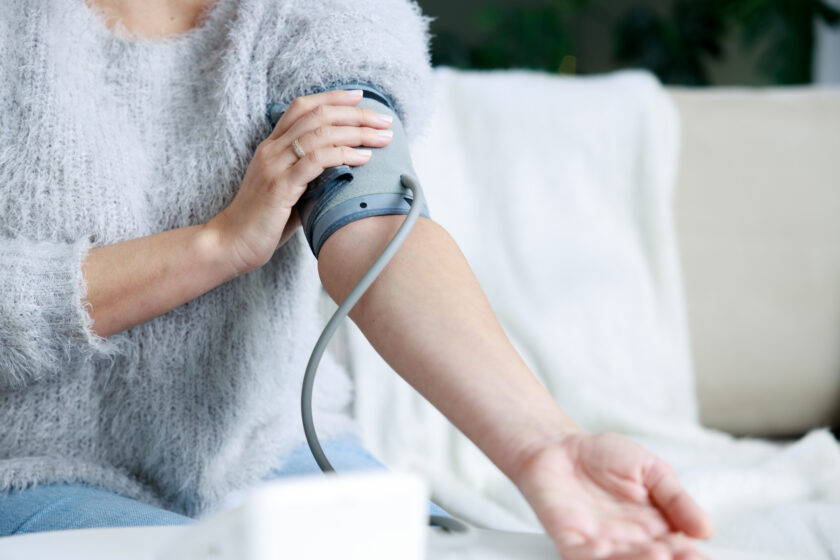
xmin=0 ymin=525 xmax=798 ymax=560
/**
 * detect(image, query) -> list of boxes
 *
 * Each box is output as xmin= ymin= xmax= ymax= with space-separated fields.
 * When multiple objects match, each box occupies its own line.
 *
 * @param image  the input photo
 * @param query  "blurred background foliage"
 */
xmin=417 ymin=0 xmax=840 ymax=85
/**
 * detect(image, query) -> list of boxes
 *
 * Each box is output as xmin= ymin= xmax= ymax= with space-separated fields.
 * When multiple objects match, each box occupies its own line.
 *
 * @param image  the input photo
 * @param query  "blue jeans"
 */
xmin=0 ymin=434 xmax=453 ymax=536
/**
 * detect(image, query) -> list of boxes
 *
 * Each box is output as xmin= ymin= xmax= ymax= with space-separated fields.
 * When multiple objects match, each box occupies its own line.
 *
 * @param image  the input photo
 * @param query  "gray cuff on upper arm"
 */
xmin=267 ymin=82 xmax=431 ymax=259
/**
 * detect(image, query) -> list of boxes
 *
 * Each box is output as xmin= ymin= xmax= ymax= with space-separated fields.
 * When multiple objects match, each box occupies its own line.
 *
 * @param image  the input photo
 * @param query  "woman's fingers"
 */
xmin=282 ymin=145 xmax=373 ymax=192
xmin=558 ymin=538 xmax=668 ymax=560
xmin=210 ymin=88 xmax=395 ymax=274
xmin=644 ymin=460 xmax=714 ymax=539
xmin=268 ymin=88 xmax=365 ymax=141
xmin=278 ymin=103 xmax=393 ymax=149
xmin=603 ymin=542 xmax=671 ymax=560
xmin=265 ymin=124 xmax=393 ymax=169
xmin=658 ymin=533 xmax=709 ymax=560
xmin=558 ymin=534 xmax=708 ymax=560
xmin=300 ymin=124 xmax=394 ymax=153
xmin=262 ymin=101 xmax=394 ymax=171
xmin=607 ymin=533 xmax=708 ymax=560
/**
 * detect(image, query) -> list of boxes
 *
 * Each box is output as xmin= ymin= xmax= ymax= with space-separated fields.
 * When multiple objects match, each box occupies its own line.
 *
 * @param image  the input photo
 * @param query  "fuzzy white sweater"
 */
xmin=0 ymin=0 xmax=434 ymax=517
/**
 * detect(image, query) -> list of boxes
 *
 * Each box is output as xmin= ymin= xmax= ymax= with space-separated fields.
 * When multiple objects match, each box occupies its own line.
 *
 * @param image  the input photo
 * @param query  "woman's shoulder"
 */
xmin=262 ymin=0 xmax=434 ymax=141
xmin=261 ymin=0 xmax=429 ymax=34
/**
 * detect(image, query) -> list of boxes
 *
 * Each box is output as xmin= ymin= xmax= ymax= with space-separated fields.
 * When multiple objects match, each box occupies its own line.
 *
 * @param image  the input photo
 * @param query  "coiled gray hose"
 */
xmin=300 ymin=173 xmax=468 ymax=533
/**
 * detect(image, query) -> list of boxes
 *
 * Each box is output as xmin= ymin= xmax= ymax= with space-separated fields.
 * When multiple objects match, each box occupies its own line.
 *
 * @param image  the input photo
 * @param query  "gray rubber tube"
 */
xmin=300 ymin=173 xmax=468 ymax=533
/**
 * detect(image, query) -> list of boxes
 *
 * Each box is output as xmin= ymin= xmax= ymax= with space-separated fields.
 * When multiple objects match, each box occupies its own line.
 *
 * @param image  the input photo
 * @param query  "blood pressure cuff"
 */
xmin=266 ymin=81 xmax=431 ymax=259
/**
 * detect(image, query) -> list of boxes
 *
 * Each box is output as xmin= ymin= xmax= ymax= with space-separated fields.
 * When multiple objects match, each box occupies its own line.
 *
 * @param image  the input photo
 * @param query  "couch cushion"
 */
xmin=671 ymin=87 xmax=840 ymax=436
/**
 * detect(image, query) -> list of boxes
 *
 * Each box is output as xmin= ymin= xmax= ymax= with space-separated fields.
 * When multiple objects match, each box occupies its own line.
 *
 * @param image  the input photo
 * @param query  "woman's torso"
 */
xmin=0 ymin=0 xmax=355 ymax=517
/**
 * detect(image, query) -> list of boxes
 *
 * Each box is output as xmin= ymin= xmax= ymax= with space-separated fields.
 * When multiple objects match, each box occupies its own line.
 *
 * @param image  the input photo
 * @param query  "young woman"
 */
xmin=0 ymin=1 xmax=713 ymax=558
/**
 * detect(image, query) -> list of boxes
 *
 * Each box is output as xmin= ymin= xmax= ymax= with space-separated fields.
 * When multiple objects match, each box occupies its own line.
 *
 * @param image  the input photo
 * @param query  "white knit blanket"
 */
xmin=344 ymin=67 xmax=840 ymax=559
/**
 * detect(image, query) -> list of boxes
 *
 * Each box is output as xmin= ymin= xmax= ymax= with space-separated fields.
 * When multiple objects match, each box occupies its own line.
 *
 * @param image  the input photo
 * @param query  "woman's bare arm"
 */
xmin=316 ymin=213 xmax=582 ymax=481
xmin=317 ymin=213 xmax=714 ymax=560
xmin=80 ymin=216 xmax=300 ymax=339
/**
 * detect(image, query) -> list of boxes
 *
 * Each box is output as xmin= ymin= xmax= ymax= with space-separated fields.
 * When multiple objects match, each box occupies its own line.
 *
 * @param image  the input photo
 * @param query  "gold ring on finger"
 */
xmin=291 ymin=138 xmax=306 ymax=159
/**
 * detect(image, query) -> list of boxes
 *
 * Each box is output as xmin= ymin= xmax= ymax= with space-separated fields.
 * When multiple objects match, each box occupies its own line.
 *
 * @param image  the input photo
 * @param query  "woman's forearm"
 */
xmin=317 ymin=215 xmax=583 ymax=483
xmin=80 ymin=215 xmax=301 ymax=339
xmin=80 ymin=224 xmax=231 ymax=338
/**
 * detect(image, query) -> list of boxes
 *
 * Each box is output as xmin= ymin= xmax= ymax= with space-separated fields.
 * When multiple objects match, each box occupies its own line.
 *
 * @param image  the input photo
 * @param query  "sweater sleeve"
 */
xmin=265 ymin=0 xmax=436 ymax=145
xmin=0 ymin=234 xmax=123 ymax=390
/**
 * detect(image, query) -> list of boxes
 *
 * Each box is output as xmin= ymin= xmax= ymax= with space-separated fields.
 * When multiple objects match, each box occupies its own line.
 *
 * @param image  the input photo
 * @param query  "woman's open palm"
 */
xmin=514 ymin=432 xmax=714 ymax=560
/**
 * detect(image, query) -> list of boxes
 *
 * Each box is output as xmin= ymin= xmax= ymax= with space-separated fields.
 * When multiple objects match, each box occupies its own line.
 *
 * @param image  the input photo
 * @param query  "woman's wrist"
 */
xmin=203 ymin=207 xmax=300 ymax=277
xmin=197 ymin=217 xmax=242 ymax=281
xmin=503 ymin=407 xmax=588 ymax=487
xmin=81 ymin=222 xmax=244 ymax=338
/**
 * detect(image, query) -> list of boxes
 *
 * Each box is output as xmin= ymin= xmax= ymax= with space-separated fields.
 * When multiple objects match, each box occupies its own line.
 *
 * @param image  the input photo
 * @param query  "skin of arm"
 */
xmin=81 ymin=199 xmax=713 ymax=559
xmin=315 ymin=213 xmax=583 ymax=482
xmin=80 ymin=210 xmax=301 ymax=339
xmin=82 ymin=204 xmax=580 ymax=483
xmin=315 ymin=214 xmax=715 ymax=560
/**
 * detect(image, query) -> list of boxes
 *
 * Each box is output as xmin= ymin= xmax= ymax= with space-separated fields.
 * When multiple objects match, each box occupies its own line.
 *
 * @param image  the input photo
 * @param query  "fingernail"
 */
xmin=355 ymin=148 xmax=372 ymax=157
xmin=346 ymin=89 xmax=363 ymax=97
xmin=377 ymin=129 xmax=393 ymax=137
xmin=376 ymin=113 xmax=393 ymax=124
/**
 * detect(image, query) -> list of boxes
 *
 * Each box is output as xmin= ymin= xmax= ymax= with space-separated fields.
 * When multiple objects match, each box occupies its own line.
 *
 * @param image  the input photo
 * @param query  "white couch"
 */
xmin=320 ymin=67 xmax=840 ymax=558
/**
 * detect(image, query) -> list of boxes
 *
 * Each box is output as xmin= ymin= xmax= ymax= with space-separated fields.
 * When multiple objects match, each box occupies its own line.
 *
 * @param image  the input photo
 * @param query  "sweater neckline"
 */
xmin=78 ymin=0 xmax=229 ymax=49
